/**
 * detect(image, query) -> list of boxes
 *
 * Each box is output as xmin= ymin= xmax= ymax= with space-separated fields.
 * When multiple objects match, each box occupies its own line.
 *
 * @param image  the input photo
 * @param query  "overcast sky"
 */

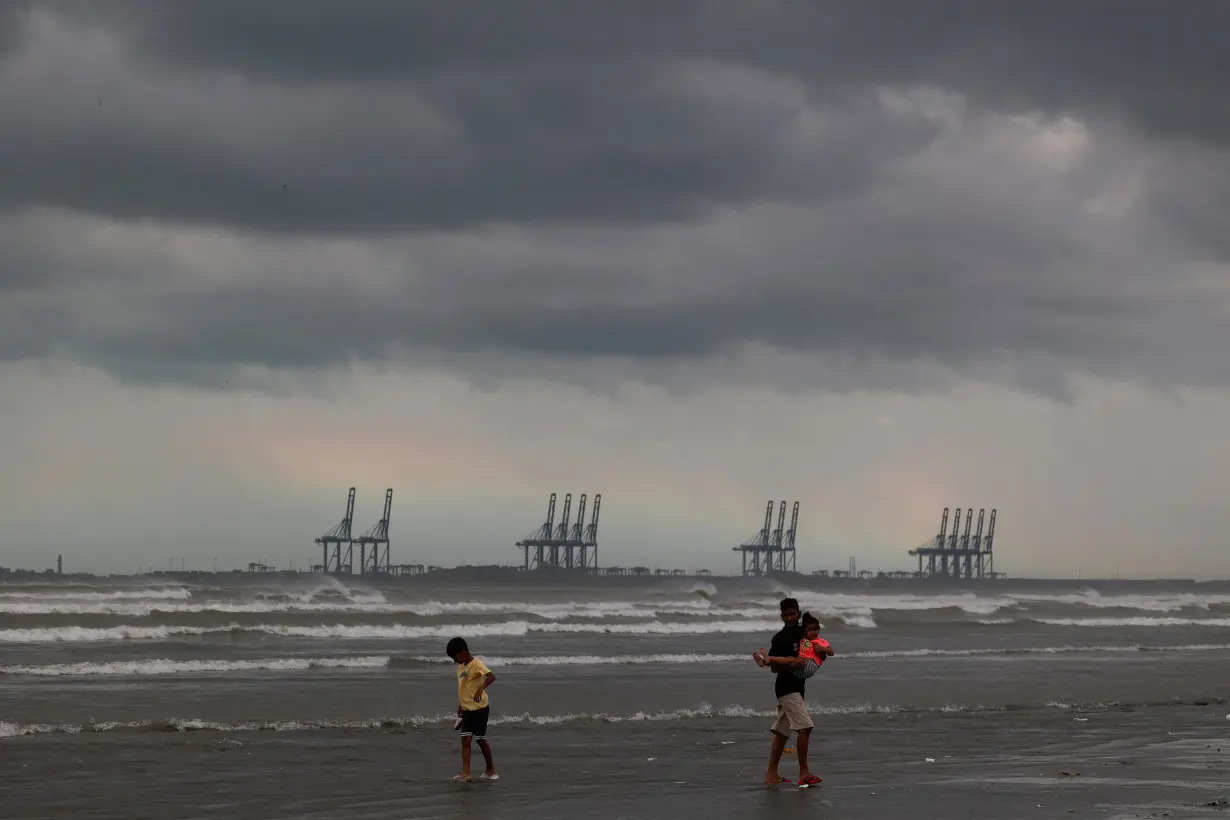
xmin=2 ymin=2 xmax=1229 ymax=578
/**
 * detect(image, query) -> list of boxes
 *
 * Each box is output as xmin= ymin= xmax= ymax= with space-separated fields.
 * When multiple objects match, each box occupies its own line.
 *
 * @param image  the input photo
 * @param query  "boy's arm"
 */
xmin=472 ymin=660 xmax=496 ymax=699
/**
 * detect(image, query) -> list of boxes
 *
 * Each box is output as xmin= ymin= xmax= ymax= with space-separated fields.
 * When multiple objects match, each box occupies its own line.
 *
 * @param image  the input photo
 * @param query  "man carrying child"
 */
xmin=753 ymin=597 xmax=833 ymax=788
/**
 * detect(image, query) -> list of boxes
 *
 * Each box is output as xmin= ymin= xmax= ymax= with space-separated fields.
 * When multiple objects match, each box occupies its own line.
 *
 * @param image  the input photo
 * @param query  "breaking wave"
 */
xmin=5 ymin=580 xmax=1230 ymax=643
xmin=0 ymin=656 xmax=393 ymax=677
xmin=0 ymin=619 xmax=786 ymax=644
xmin=4 ymin=696 xmax=1223 ymax=739
xmin=0 ymin=598 xmax=743 ymax=618
xmin=5 ymin=643 xmax=1230 ymax=678
xmin=0 ymin=587 xmax=192 ymax=602
xmin=1029 ymin=617 xmax=1230 ymax=628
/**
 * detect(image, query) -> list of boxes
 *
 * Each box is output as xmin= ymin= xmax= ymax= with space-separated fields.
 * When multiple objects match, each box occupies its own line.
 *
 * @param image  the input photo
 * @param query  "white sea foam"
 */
xmin=1031 ymin=616 xmax=1230 ymax=628
xmin=6 ymin=580 xmax=1230 ymax=623
xmin=0 ymin=656 xmax=392 ymax=677
xmin=793 ymin=592 xmax=1008 ymax=617
xmin=0 ymin=598 xmax=756 ymax=619
xmin=5 ymin=697 xmax=1203 ymax=740
xmin=845 ymin=642 xmax=1230 ymax=659
xmin=1008 ymin=590 xmax=1230 ymax=612
xmin=0 ymin=618 xmax=790 ymax=644
xmin=0 ymin=703 xmax=916 ymax=738
xmin=0 ymin=587 xmax=192 ymax=601
xmin=411 ymin=642 xmax=1230 ymax=666
xmin=4 ymin=606 xmax=1228 ymax=644
xmin=8 ymin=642 xmax=1228 ymax=678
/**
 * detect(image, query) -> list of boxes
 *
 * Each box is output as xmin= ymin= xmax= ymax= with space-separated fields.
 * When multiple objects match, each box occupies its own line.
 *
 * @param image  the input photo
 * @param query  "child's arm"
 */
xmin=474 ymin=670 xmax=496 ymax=701
xmin=814 ymin=638 xmax=835 ymax=657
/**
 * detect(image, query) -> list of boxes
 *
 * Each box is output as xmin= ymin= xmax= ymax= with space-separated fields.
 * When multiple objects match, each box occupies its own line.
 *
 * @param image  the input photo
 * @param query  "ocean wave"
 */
xmin=0 ymin=653 xmax=748 ymax=677
xmin=0 ymin=618 xmax=790 ymax=644
xmin=846 ymin=642 xmax=1230 ymax=659
xmin=5 ymin=609 xmax=1229 ymax=645
xmin=1007 ymin=591 xmax=1230 ymax=613
xmin=402 ymin=642 xmax=1230 ymax=665
xmin=7 ymin=642 xmax=1230 ymax=678
xmin=4 ymin=696 xmax=1224 ymax=739
xmin=0 ymin=599 xmax=759 ymax=619
xmin=10 ymin=606 xmax=1230 ymax=639
xmin=0 ymin=587 xmax=192 ymax=602
xmin=8 ymin=581 xmax=1230 ymax=634
xmin=0 ymin=656 xmax=392 ymax=677
xmin=793 ymin=592 xmax=1008 ymax=618
xmin=1029 ymin=617 xmax=1230 ymax=628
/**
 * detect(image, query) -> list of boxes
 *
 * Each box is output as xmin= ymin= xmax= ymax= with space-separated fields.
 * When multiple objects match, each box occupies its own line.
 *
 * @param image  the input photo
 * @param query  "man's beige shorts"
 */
xmin=770 ymin=692 xmax=814 ymax=737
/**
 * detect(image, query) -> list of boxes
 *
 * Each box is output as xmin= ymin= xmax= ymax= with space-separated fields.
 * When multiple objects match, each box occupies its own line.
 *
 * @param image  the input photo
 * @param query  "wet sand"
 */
xmin=5 ymin=703 xmax=1228 ymax=820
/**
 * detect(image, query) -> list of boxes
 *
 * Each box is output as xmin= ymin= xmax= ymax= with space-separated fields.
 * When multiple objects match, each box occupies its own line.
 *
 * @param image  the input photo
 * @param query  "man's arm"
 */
xmin=762 ymin=633 xmax=799 ymax=673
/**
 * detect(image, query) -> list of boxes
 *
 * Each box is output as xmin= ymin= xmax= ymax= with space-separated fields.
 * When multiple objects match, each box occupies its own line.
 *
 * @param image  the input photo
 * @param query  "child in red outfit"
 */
xmin=758 ymin=612 xmax=833 ymax=680
xmin=793 ymin=615 xmax=831 ymax=680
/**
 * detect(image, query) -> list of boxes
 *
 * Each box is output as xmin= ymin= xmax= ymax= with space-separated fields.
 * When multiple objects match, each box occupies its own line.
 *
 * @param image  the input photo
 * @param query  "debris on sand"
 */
xmin=1181 ymin=798 xmax=1228 ymax=810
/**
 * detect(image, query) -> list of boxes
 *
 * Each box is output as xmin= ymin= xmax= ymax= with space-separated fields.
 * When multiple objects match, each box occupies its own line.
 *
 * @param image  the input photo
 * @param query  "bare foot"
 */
xmin=453 ymin=773 xmax=472 ymax=783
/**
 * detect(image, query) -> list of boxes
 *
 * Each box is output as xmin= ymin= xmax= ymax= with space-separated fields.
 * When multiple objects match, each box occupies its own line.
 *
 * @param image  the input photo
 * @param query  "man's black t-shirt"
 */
xmin=769 ymin=623 xmax=804 ymax=699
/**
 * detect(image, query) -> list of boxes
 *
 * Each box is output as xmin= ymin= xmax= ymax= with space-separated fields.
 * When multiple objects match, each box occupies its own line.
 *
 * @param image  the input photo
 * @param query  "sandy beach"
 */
xmin=4 ymin=702 xmax=1229 ymax=819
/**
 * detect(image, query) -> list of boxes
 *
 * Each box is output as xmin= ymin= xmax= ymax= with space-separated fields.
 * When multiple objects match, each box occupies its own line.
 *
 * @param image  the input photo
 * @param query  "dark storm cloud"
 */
xmin=0 ymin=5 xmax=932 ymax=235
xmin=5 ymin=190 xmax=1227 ymax=397
xmin=6 ymin=1 xmax=1230 ymax=235
xmin=2 ymin=1 xmax=1230 ymax=398
xmin=103 ymin=0 xmax=1230 ymax=142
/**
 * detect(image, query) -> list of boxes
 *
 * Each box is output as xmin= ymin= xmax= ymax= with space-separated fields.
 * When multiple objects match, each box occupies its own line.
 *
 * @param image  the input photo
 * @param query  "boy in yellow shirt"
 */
xmin=446 ymin=637 xmax=498 ymax=782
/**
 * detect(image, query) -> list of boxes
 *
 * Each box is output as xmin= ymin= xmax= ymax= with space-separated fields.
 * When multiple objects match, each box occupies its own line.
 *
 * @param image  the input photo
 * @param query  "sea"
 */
xmin=3 ymin=573 xmax=1229 ymax=819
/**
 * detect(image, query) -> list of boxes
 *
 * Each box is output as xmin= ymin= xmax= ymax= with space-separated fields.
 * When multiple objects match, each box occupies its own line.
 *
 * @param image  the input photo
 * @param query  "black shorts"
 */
xmin=460 ymin=707 xmax=490 ymax=740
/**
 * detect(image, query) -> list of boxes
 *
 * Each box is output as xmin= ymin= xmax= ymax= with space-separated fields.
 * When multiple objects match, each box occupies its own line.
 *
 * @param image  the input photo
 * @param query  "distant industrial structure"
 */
xmin=243 ymin=488 xmax=1006 ymax=582
xmin=0 ymin=554 xmax=64 ymax=577
xmin=304 ymin=487 xmax=419 ymax=576
xmin=314 ymin=487 xmax=357 ymax=574
xmin=908 ymin=507 xmax=998 ymax=580
xmin=355 ymin=488 xmax=393 ymax=574
xmin=515 ymin=492 xmax=602 ymax=572
xmin=733 ymin=500 xmax=799 ymax=576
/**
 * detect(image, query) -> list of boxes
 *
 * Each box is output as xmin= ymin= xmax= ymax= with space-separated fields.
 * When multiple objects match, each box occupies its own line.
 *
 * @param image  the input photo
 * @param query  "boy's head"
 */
xmin=446 ymin=636 xmax=472 ymax=663
xmin=779 ymin=597 xmax=800 ymax=626
xmin=801 ymin=612 xmax=821 ymax=639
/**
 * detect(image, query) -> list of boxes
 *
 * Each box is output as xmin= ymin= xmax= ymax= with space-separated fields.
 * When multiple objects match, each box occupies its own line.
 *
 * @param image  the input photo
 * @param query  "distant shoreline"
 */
xmin=3 ymin=566 xmax=1229 ymax=591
